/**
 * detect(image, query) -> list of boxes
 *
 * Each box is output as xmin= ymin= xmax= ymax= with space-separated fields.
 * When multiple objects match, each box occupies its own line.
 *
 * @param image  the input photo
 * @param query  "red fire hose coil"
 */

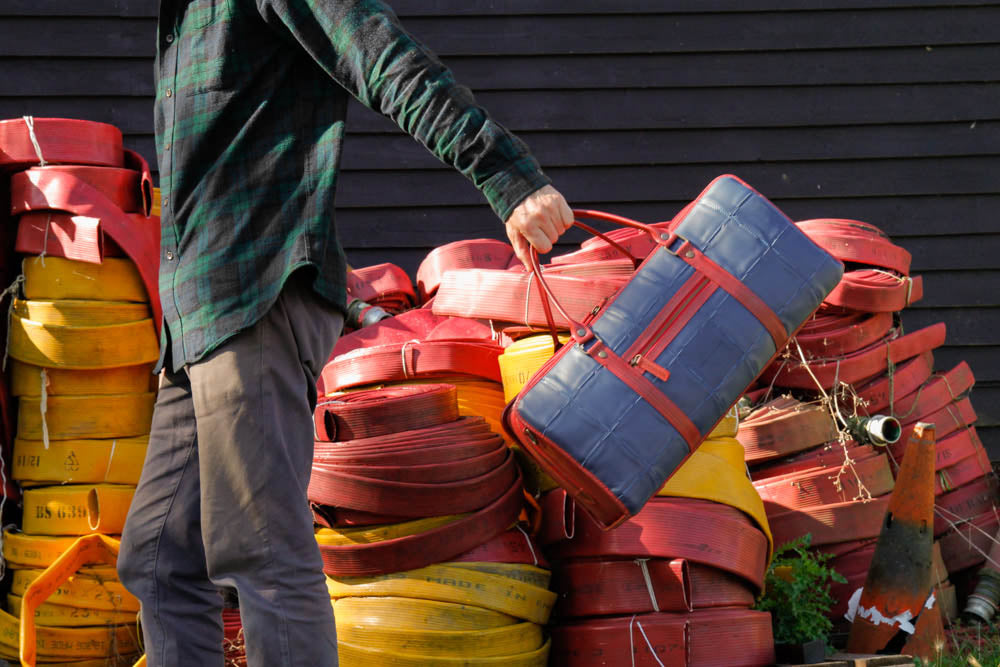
xmin=0 ymin=117 xmax=123 ymax=171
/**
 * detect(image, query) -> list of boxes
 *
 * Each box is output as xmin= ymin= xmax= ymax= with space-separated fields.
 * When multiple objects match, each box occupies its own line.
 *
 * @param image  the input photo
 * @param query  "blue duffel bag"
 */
xmin=503 ymin=174 xmax=844 ymax=529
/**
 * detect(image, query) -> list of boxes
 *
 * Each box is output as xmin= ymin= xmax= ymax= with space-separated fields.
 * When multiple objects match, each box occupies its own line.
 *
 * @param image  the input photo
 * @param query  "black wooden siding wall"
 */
xmin=1 ymin=1 xmax=999 ymax=453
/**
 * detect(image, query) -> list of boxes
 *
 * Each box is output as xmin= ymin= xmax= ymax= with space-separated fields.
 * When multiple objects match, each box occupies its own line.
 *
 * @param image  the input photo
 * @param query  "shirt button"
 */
xmin=166 ymin=251 xmax=175 ymax=261
xmin=162 ymin=196 xmax=169 ymax=206
xmin=165 ymin=33 xmax=174 ymax=44
xmin=165 ymin=88 xmax=173 ymax=98
xmin=163 ymin=142 xmax=171 ymax=151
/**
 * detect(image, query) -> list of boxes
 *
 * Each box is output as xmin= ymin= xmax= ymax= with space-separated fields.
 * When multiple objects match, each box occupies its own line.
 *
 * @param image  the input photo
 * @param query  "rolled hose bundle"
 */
xmin=737 ymin=396 xmax=839 ymax=463
xmin=548 ymin=608 xmax=775 ymax=667
xmin=322 ymin=340 xmax=503 ymax=391
xmin=540 ymin=492 xmax=769 ymax=592
xmin=431 ymin=268 xmax=625 ymax=328
xmin=796 ymin=218 xmax=912 ymax=275
xmin=416 ymin=239 xmax=517 ymax=302
xmin=753 ymin=452 xmax=895 ymax=513
xmin=346 ymin=263 xmax=416 ymax=313
xmin=794 ymin=310 xmax=894 ymax=358
xmin=329 ymin=562 xmax=554 ymax=666
xmin=314 ymin=384 xmax=459 ymax=442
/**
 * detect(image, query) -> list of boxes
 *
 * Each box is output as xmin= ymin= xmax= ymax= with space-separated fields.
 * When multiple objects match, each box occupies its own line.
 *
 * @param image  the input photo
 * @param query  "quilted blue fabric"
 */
xmin=515 ymin=176 xmax=843 ymax=515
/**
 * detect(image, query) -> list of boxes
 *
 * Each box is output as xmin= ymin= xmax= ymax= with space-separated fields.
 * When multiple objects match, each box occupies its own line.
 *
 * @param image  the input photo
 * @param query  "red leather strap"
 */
xmin=754 ymin=453 xmax=895 ymax=510
xmin=317 ymin=468 xmax=524 ymax=576
xmin=540 ymin=492 xmax=769 ymax=591
xmin=584 ymin=338 xmax=702 ymax=449
xmin=761 ymin=323 xmax=946 ymax=390
xmin=738 ymin=397 xmax=840 ymax=463
xmin=0 ymin=117 xmax=123 ymax=171
xmin=10 ymin=166 xmax=162 ymax=329
xmin=797 ymin=219 xmax=912 ymax=275
xmin=551 ymin=558 xmax=756 ymax=618
xmin=795 ymin=310 xmax=895 ymax=358
xmin=432 ymin=268 xmax=625 ymax=328
xmin=855 ymin=351 xmax=935 ymax=415
xmin=416 ymin=239 xmax=516 ymax=301
xmin=314 ymin=384 xmax=459 ymax=442
xmin=670 ymin=237 xmax=787 ymax=349
xmin=825 ymin=269 xmax=924 ymax=312
xmin=767 ymin=494 xmax=891 ymax=548
xmin=934 ymin=476 xmax=998 ymax=536
xmin=346 ymin=263 xmax=416 ymax=313
xmin=321 ymin=340 xmax=503 ymax=391
xmin=549 ymin=609 xmax=775 ymax=667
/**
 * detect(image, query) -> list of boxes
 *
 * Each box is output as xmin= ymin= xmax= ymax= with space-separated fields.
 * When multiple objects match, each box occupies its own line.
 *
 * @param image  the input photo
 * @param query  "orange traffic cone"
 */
xmin=847 ymin=422 xmax=936 ymax=653
xmin=902 ymin=597 xmax=946 ymax=661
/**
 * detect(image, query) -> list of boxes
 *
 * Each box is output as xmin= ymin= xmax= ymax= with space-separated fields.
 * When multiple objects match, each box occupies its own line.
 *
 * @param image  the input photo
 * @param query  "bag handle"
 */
xmin=530 ymin=209 xmax=673 ymax=351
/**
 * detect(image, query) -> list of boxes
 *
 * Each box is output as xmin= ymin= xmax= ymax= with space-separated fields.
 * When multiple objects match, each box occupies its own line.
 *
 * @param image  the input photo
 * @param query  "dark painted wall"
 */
xmin=2 ymin=1 xmax=998 ymax=452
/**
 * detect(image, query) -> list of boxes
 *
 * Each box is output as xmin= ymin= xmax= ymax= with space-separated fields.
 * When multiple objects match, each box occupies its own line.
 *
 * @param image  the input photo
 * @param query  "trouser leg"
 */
xmin=118 ymin=368 xmax=225 ymax=666
xmin=187 ymin=275 xmax=343 ymax=666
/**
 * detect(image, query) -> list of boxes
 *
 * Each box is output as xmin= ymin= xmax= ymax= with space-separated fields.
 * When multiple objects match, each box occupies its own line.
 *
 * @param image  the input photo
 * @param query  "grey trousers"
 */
xmin=118 ymin=274 xmax=343 ymax=666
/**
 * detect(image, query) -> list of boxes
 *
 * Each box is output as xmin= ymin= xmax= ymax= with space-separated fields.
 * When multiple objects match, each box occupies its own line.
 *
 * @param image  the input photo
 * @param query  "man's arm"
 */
xmin=255 ymin=0 xmax=573 ymax=264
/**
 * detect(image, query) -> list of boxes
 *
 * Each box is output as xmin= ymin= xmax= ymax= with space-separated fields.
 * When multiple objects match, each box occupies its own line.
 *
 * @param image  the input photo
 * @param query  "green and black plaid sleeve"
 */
xmin=155 ymin=0 xmax=550 ymax=372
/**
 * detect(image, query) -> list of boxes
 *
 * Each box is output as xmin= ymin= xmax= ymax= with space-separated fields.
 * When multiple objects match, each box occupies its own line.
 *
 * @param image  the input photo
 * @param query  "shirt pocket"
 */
xmin=181 ymin=0 xmax=236 ymax=95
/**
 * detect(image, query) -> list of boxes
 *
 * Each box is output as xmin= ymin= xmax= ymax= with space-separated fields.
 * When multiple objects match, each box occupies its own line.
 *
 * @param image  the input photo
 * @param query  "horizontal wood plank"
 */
xmin=5 ymin=84 xmax=996 ymax=134
xmin=5 ymin=45 xmax=999 ymax=96
xmin=911 ymin=271 xmax=1000 ymax=308
xmin=4 ymin=9 xmax=1000 ymax=58
xmin=5 ymin=0 xmax=999 ymax=17
xmin=901 ymin=308 xmax=1000 ymax=346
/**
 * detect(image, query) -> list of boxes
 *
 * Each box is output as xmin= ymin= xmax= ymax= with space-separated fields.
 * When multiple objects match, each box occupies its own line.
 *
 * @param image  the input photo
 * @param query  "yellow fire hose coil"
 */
xmin=14 ymin=437 xmax=148 ymax=485
xmin=337 ymin=638 xmax=550 ymax=667
xmin=12 ymin=299 xmax=150 ymax=327
xmin=23 ymin=257 xmax=148 ymax=304
xmin=2 ymin=532 xmax=97 ymax=570
xmin=658 ymin=435 xmax=772 ymax=559
xmin=11 ymin=570 xmax=138 ymax=613
xmin=445 ymin=562 xmax=551 ymax=589
xmin=315 ymin=515 xmax=466 ymax=546
xmin=0 ymin=609 xmax=139 ymax=660
xmin=7 ymin=594 xmax=136 ymax=628
xmin=327 ymin=564 xmax=555 ymax=625
xmin=332 ymin=597 xmax=517 ymax=631
xmin=17 ymin=393 xmax=155 ymax=441
xmin=10 ymin=314 xmax=159 ymax=370
xmin=336 ymin=621 xmax=543 ymax=659
xmin=22 ymin=485 xmax=135 ymax=536
xmin=12 ymin=361 xmax=155 ymax=398
xmin=497 ymin=334 xmax=568 ymax=403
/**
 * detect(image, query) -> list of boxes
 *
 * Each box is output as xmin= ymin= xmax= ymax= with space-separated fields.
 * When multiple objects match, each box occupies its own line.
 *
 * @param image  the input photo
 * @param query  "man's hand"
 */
xmin=505 ymin=185 xmax=574 ymax=267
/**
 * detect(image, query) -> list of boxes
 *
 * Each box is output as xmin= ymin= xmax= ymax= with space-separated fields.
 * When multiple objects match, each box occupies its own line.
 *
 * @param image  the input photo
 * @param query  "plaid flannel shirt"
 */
xmin=155 ymin=0 xmax=550 ymax=371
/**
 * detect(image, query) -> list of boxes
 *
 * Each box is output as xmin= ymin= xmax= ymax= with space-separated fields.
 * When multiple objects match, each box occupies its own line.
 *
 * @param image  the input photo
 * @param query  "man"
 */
xmin=116 ymin=1 xmax=573 ymax=665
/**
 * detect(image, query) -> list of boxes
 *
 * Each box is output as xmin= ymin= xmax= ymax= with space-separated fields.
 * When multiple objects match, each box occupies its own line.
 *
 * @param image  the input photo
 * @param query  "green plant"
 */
xmin=753 ymin=533 xmax=847 ymax=647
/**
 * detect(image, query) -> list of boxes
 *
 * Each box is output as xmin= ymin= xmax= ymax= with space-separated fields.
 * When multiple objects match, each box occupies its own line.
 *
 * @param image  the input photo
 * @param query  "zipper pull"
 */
xmin=630 ymin=354 xmax=671 ymax=382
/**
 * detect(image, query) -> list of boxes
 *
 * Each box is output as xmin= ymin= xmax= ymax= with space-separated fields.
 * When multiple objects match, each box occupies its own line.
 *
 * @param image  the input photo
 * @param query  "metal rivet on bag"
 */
xmin=597 ymin=350 xmax=608 ymax=359
xmin=685 ymin=250 xmax=695 ymax=258
xmin=660 ymin=233 xmax=669 ymax=240
xmin=577 ymin=328 xmax=586 ymax=336
xmin=523 ymin=428 xmax=538 ymax=445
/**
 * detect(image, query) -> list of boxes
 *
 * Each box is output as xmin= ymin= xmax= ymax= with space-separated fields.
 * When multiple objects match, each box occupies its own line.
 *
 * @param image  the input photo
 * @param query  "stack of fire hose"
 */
xmin=331 ymin=231 xmax=780 ymax=665
xmin=745 ymin=218 xmax=986 ymax=624
xmin=310 ymin=384 xmax=553 ymax=665
xmin=0 ymin=117 xmax=162 ymax=665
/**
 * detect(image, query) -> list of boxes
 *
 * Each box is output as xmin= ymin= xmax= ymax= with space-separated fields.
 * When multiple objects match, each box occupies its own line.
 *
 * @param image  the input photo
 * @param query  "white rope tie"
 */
xmin=104 ymin=439 xmax=118 ymax=482
xmin=22 ymin=116 xmax=47 ymax=166
xmin=523 ymin=271 xmax=536 ymax=330
xmin=37 ymin=213 xmax=52 ymax=267
xmin=634 ymin=558 xmax=660 ymax=612
xmin=562 ymin=494 xmax=576 ymax=540
xmin=1 ymin=274 xmax=25 ymax=372
xmin=514 ymin=524 xmax=539 ymax=566
xmin=39 ymin=369 xmax=50 ymax=450
xmin=628 ymin=614 xmax=666 ymax=667
xmin=399 ymin=339 xmax=420 ymax=379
